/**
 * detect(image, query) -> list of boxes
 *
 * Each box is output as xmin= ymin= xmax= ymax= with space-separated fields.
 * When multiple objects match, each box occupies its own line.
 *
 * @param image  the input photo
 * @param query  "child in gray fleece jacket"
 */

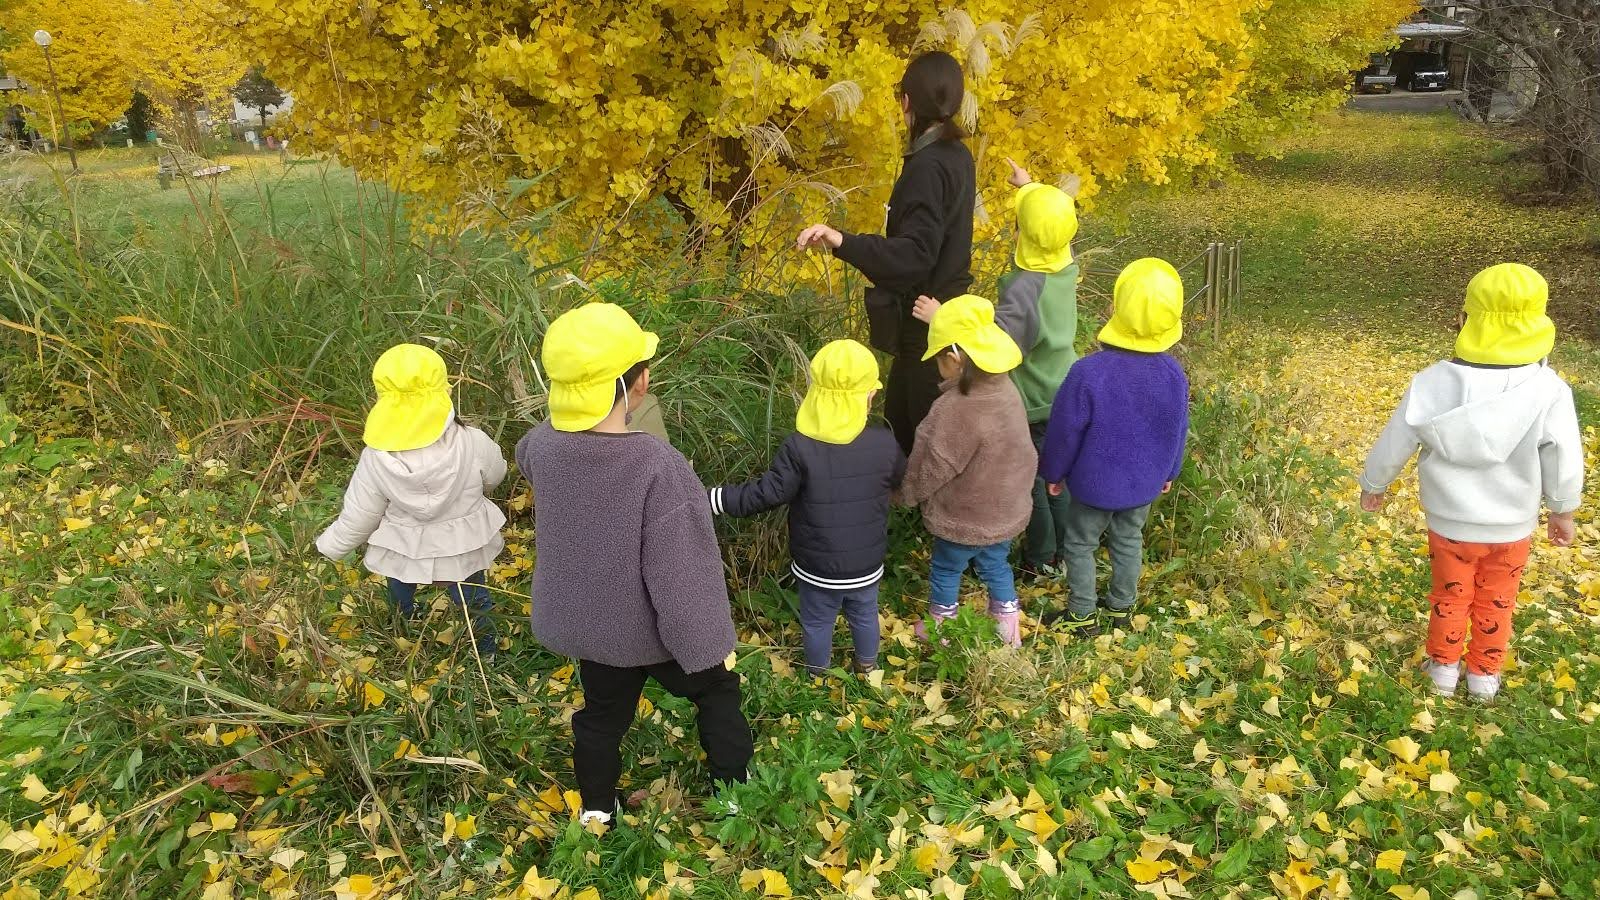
xmin=515 ymin=303 xmax=752 ymax=825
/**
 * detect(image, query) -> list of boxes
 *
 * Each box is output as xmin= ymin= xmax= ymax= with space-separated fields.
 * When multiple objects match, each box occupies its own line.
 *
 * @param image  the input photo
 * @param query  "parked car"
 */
xmin=1391 ymin=51 xmax=1451 ymax=92
xmin=1356 ymin=63 xmax=1397 ymax=94
xmin=1408 ymin=58 xmax=1450 ymax=91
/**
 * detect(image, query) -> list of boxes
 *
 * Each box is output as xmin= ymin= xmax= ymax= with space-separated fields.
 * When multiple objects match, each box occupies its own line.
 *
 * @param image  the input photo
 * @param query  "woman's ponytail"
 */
xmin=900 ymin=51 xmax=967 ymax=142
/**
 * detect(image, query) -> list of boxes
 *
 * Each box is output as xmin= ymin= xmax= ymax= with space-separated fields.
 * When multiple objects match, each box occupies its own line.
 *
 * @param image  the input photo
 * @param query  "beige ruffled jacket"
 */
xmin=316 ymin=421 xmax=508 ymax=584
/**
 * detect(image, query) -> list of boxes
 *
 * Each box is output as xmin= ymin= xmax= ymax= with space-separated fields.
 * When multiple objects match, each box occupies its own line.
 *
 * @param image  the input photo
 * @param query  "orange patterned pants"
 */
xmin=1426 ymin=531 xmax=1530 ymax=676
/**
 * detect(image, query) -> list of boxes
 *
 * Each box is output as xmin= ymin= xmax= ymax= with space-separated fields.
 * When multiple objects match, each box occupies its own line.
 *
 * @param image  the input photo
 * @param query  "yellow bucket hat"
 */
xmin=921 ymin=294 xmax=1023 ymax=374
xmin=1014 ymin=183 xmax=1077 ymax=274
xmin=1456 ymin=263 xmax=1553 ymax=366
xmin=1100 ymin=258 xmax=1184 ymax=353
xmin=364 ymin=343 xmax=454 ymax=452
xmin=796 ymin=339 xmax=882 ymax=445
xmin=542 ymin=303 xmax=660 ymax=432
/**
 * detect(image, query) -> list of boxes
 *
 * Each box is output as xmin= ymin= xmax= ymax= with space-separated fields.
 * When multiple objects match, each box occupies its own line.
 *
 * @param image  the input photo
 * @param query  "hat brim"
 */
xmin=796 ymin=386 xmax=876 ymax=445
xmin=1454 ymin=314 xmax=1554 ymax=366
xmin=364 ymin=393 xmax=453 ymax=451
xmin=924 ymin=331 xmax=1022 ymax=373
xmin=549 ymin=331 xmax=660 ymax=432
xmin=1097 ymin=319 xmax=1182 ymax=353
xmin=1015 ymin=243 xmax=1074 ymax=274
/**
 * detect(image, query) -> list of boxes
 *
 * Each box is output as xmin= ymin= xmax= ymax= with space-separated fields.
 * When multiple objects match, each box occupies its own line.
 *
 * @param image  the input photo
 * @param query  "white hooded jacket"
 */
xmin=317 ymin=420 xmax=508 ymax=583
xmin=1360 ymin=360 xmax=1584 ymax=543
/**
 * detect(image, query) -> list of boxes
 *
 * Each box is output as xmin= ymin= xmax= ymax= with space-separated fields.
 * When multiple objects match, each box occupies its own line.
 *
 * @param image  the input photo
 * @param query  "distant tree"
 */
xmin=1464 ymin=0 xmax=1600 ymax=197
xmin=231 ymin=64 xmax=284 ymax=131
xmin=0 ymin=0 xmax=139 ymax=139
xmin=125 ymin=90 xmax=153 ymax=142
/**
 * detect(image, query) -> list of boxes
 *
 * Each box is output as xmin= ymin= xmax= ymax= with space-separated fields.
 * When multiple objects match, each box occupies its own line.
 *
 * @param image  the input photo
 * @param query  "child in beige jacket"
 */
xmin=317 ymin=344 xmax=507 ymax=656
xmin=898 ymin=296 xmax=1037 ymax=647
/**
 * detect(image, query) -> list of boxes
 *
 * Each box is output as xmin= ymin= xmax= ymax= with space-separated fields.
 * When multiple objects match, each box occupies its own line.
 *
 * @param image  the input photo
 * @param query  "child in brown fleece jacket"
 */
xmin=897 ymin=295 xmax=1036 ymax=647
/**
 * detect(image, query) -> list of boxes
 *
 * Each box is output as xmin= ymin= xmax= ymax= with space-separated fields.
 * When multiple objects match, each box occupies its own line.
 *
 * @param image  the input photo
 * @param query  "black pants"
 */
xmin=573 ymin=658 xmax=753 ymax=811
xmin=885 ymin=354 xmax=944 ymax=455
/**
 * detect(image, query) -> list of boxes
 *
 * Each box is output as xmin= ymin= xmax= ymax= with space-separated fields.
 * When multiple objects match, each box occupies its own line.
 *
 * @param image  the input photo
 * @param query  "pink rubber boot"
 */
xmin=914 ymin=607 xmax=957 ymax=644
xmin=989 ymin=607 xmax=1022 ymax=648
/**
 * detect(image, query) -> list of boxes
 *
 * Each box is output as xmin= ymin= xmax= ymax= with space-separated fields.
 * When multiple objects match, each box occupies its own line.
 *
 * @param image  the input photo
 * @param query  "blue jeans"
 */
xmin=795 ymin=581 xmax=881 ymax=673
xmin=386 ymin=570 xmax=496 ymax=655
xmin=929 ymin=539 xmax=1019 ymax=614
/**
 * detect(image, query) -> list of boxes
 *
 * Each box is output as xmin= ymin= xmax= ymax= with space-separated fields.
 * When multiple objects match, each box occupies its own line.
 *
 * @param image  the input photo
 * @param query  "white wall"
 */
xmin=231 ymin=91 xmax=294 ymax=126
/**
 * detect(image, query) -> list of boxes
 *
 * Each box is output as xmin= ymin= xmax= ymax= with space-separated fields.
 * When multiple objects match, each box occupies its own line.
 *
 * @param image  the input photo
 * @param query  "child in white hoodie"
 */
xmin=317 ymin=344 xmax=508 ymax=656
xmin=1360 ymin=264 xmax=1584 ymax=701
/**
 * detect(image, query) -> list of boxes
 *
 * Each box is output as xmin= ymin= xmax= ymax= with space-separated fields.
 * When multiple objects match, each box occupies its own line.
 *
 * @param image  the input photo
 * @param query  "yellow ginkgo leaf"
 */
xmin=930 ymin=875 xmax=967 ymax=900
xmin=818 ymin=769 xmax=856 ymax=810
xmin=1429 ymin=771 xmax=1460 ymax=795
xmin=363 ymin=682 xmax=386 ymax=710
xmin=1128 ymin=725 xmax=1160 ymax=750
xmin=1375 ymin=849 xmax=1406 ymax=875
xmin=454 ymin=814 xmax=477 ymax=841
xmin=63 ymin=517 xmax=93 ymax=532
xmin=19 ymin=774 xmax=54 ymax=803
xmin=1126 ymin=858 xmax=1174 ymax=883
xmin=1385 ymin=736 xmax=1421 ymax=764
xmin=572 ymin=889 xmax=601 ymax=900
xmin=1388 ymin=887 xmax=1429 ymax=900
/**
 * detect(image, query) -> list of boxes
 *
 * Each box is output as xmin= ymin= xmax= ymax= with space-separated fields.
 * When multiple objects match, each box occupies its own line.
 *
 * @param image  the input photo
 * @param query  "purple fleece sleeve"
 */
xmin=1167 ymin=366 xmax=1190 ymax=483
xmin=1039 ymin=365 xmax=1089 ymax=486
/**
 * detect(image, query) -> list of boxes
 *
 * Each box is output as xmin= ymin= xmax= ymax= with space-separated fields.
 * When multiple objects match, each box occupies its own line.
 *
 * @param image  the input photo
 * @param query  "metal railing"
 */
xmin=1173 ymin=240 xmax=1242 ymax=341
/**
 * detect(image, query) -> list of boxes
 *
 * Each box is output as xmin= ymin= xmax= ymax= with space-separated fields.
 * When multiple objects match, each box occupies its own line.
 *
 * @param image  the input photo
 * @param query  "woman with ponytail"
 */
xmin=797 ymin=51 xmax=977 ymax=454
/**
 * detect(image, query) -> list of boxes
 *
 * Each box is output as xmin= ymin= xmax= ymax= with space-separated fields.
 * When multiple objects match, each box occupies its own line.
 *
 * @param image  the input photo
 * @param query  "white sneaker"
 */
xmin=1466 ymin=671 xmax=1501 ymax=702
xmin=1420 ymin=659 xmax=1460 ymax=696
xmin=578 ymin=809 xmax=613 ymax=827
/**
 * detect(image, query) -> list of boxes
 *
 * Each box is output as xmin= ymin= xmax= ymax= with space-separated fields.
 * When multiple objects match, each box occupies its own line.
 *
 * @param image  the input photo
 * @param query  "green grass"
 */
xmin=2 ymin=112 xmax=1599 ymax=899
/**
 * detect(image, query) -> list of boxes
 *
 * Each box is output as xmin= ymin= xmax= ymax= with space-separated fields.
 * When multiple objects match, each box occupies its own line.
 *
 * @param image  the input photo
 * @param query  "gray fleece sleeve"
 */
xmin=994 ymin=271 xmax=1044 ymax=352
xmin=643 ymin=457 xmax=737 ymax=673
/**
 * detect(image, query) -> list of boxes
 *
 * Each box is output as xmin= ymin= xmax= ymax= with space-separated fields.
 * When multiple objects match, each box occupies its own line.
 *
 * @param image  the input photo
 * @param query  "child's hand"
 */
xmin=1161 ymin=481 xmax=1173 ymax=494
xmin=1549 ymin=511 xmax=1577 ymax=547
xmin=1360 ymin=491 xmax=1386 ymax=512
xmin=912 ymin=295 xmax=942 ymax=323
xmin=1005 ymin=157 xmax=1032 ymax=188
xmin=1046 ymin=482 xmax=1065 ymax=497
xmin=796 ymin=224 xmax=843 ymax=251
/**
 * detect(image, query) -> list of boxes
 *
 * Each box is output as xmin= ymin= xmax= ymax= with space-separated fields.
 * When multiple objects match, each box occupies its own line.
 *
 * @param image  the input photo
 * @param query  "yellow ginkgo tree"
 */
xmin=0 ymin=0 xmax=140 ymax=138
xmin=216 ymin=0 xmax=1411 ymax=272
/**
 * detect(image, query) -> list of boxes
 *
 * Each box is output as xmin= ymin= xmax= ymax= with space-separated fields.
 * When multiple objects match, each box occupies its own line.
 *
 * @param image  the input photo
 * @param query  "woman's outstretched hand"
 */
xmin=912 ymin=295 xmax=942 ymax=323
xmin=796 ymin=224 xmax=844 ymax=251
xmin=1005 ymin=157 xmax=1033 ymax=188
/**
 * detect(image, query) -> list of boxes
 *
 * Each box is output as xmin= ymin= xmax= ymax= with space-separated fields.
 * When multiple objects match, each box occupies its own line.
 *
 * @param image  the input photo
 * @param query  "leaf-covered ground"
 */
xmin=3 ymin=112 xmax=1599 ymax=899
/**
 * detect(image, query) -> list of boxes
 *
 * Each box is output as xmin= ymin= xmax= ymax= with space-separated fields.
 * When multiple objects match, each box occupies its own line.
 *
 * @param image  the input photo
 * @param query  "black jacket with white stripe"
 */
xmin=710 ymin=427 xmax=906 ymax=590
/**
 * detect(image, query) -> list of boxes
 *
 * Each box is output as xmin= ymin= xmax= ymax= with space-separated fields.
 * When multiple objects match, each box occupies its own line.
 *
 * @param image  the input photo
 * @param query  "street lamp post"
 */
xmin=32 ymin=30 xmax=79 ymax=174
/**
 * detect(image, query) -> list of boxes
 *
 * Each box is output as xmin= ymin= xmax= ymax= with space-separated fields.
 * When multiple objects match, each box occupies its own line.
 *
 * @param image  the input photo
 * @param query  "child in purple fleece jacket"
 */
xmin=1040 ymin=259 xmax=1189 ymax=636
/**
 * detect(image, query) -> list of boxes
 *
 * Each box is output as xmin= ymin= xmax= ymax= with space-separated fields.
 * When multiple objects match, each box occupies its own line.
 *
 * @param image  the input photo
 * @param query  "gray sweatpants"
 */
xmin=1062 ymin=500 xmax=1152 ymax=618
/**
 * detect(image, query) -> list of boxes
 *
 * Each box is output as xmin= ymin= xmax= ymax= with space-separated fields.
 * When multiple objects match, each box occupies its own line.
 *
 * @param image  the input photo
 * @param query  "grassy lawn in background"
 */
xmin=1 ymin=111 xmax=1597 ymax=898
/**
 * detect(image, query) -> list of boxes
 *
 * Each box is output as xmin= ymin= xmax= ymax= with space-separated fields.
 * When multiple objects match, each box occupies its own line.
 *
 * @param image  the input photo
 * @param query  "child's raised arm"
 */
xmin=315 ymin=452 xmax=391 ymax=560
xmin=710 ymin=439 xmax=804 ymax=518
xmin=1359 ymin=387 xmax=1423 ymax=508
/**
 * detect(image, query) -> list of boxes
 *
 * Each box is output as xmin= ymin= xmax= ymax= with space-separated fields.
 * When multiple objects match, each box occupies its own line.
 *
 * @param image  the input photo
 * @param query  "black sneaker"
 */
xmin=1044 ymin=609 xmax=1101 ymax=638
xmin=1105 ymin=611 xmax=1132 ymax=632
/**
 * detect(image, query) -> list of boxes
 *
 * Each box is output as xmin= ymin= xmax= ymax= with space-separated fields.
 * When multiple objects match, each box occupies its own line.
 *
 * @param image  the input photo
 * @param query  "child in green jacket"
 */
xmin=995 ymin=161 xmax=1080 ymax=582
